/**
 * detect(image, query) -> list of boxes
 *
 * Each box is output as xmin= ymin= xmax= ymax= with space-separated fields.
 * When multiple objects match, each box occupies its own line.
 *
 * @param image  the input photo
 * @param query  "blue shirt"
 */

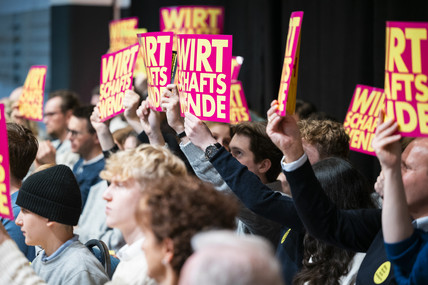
xmin=73 ymin=154 xmax=105 ymax=210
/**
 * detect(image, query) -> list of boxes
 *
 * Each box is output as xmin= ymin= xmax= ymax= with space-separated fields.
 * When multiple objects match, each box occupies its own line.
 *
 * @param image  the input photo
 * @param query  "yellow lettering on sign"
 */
xmin=0 ymin=155 xmax=9 ymax=216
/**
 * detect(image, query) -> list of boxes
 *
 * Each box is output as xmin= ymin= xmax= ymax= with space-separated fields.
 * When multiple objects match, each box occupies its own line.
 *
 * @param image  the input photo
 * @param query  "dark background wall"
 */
xmin=47 ymin=0 xmax=428 ymax=184
xmin=129 ymin=0 xmax=428 ymax=184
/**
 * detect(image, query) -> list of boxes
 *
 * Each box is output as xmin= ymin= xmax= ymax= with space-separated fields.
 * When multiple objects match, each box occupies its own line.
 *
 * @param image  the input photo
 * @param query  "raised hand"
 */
xmin=184 ymin=112 xmax=217 ymax=151
xmin=123 ymin=90 xmax=143 ymax=133
xmin=35 ymin=140 xmax=56 ymax=166
xmin=161 ymin=84 xmax=185 ymax=134
xmin=90 ymin=103 xmax=115 ymax=151
xmin=266 ymin=100 xmax=304 ymax=163
xmin=371 ymin=110 xmax=401 ymax=171
xmin=136 ymin=99 xmax=165 ymax=146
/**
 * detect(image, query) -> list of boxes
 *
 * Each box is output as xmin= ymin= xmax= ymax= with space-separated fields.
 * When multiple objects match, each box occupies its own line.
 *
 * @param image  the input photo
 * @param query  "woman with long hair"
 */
xmin=293 ymin=157 xmax=377 ymax=284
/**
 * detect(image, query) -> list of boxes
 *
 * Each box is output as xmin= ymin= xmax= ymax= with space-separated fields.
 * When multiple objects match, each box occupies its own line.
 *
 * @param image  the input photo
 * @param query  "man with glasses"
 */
xmin=68 ymin=105 xmax=105 ymax=209
xmin=36 ymin=90 xmax=80 ymax=169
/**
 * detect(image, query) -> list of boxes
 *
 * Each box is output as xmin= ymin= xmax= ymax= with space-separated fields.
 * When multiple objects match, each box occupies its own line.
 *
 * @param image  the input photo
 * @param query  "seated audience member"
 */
xmin=265 ymin=99 xmax=428 ymax=284
xmin=15 ymin=165 xmax=109 ymax=284
xmin=3 ymin=86 xmax=40 ymax=137
xmin=112 ymin=126 xmax=140 ymax=150
xmin=372 ymin=113 xmax=428 ymax=285
xmin=160 ymin=84 xmax=283 ymax=247
xmin=36 ymin=89 xmax=80 ymax=169
xmin=1 ymin=123 xmax=38 ymax=260
xmin=68 ymin=105 xmax=105 ymax=208
xmin=75 ymin=180 xmax=125 ymax=253
xmin=99 ymin=144 xmax=188 ymax=285
xmin=188 ymin=120 xmax=375 ymax=284
xmin=277 ymin=118 xmax=350 ymax=196
xmin=137 ymin=175 xmax=238 ymax=285
xmin=204 ymin=121 xmax=232 ymax=151
xmin=179 ymin=230 xmax=284 ymax=285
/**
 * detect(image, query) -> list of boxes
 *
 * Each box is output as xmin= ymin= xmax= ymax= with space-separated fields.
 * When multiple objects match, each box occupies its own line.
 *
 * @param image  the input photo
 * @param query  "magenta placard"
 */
xmin=160 ymin=6 xmax=224 ymax=50
xmin=384 ymin=21 xmax=428 ymax=137
xmin=137 ymin=32 xmax=174 ymax=111
xmin=231 ymin=56 xmax=243 ymax=82
xmin=109 ymin=17 xmax=139 ymax=52
xmin=160 ymin=6 xmax=224 ymax=34
xmin=0 ymin=104 xmax=14 ymax=220
xmin=230 ymin=81 xmax=251 ymax=124
xmin=18 ymin=65 xmax=47 ymax=122
xmin=99 ymin=43 xmax=140 ymax=122
xmin=277 ymin=11 xmax=304 ymax=116
xmin=177 ymin=34 xmax=232 ymax=123
xmin=343 ymin=85 xmax=385 ymax=156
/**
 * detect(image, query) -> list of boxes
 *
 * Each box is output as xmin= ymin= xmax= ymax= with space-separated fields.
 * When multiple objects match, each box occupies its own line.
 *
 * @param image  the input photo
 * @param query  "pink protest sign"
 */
xmin=109 ymin=17 xmax=139 ymax=52
xmin=384 ymin=21 xmax=428 ymax=137
xmin=177 ymin=34 xmax=232 ymax=123
xmin=231 ymin=56 xmax=244 ymax=82
xmin=18 ymin=66 xmax=47 ymax=121
xmin=160 ymin=6 xmax=224 ymax=50
xmin=137 ymin=32 xmax=174 ymax=111
xmin=99 ymin=43 xmax=140 ymax=122
xmin=277 ymin=11 xmax=303 ymax=116
xmin=230 ymin=81 xmax=251 ymax=124
xmin=122 ymin=28 xmax=148 ymax=77
xmin=343 ymin=85 xmax=385 ymax=156
xmin=0 ymin=104 xmax=13 ymax=220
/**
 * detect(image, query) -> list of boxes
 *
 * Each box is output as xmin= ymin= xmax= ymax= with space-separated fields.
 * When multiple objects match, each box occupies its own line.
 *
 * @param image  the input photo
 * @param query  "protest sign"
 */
xmin=277 ymin=11 xmax=303 ymax=116
xmin=138 ymin=32 xmax=174 ymax=111
xmin=122 ymin=28 xmax=148 ymax=76
xmin=99 ymin=43 xmax=140 ymax=122
xmin=384 ymin=21 xmax=428 ymax=137
xmin=231 ymin=56 xmax=244 ymax=81
xmin=344 ymin=85 xmax=385 ymax=155
xmin=109 ymin=17 xmax=138 ymax=52
xmin=177 ymin=34 xmax=232 ymax=123
xmin=18 ymin=66 xmax=47 ymax=121
xmin=0 ymin=104 xmax=13 ymax=220
xmin=230 ymin=81 xmax=251 ymax=124
xmin=160 ymin=6 xmax=224 ymax=49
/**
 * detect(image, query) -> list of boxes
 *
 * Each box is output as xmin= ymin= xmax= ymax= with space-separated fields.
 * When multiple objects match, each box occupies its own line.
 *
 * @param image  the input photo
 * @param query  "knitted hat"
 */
xmin=16 ymin=165 xmax=82 ymax=226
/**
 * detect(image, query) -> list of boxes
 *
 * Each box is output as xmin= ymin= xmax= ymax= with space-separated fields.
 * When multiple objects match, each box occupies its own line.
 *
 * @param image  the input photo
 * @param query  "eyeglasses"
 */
xmin=67 ymin=129 xmax=84 ymax=137
xmin=44 ymin=111 xmax=62 ymax=117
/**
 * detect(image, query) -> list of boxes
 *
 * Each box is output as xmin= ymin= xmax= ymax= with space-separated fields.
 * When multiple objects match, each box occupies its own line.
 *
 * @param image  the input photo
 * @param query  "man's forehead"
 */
xmin=403 ymin=138 xmax=428 ymax=162
xmin=45 ymin=97 xmax=62 ymax=109
xmin=230 ymin=133 xmax=250 ymax=147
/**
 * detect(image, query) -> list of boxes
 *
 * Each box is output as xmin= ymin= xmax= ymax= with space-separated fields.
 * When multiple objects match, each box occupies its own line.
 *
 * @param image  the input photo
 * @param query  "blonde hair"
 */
xmin=100 ymin=144 xmax=187 ymax=185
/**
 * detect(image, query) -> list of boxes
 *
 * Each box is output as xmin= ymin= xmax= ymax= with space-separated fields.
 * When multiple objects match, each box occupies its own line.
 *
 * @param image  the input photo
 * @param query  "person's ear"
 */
xmin=64 ymin=110 xmax=73 ymax=123
xmin=162 ymin=237 xmax=174 ymax=265
xmin=258 ymin=158 xmax=272 ymax=174
xmin=46 ymin=220 xmax=56 ymax=228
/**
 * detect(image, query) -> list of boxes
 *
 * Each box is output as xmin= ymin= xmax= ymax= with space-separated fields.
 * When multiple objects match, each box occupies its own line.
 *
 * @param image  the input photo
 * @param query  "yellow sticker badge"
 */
xmin=373 ymin=261 xmax=391 ymax=284
xmin=281 ymin=229 xmax=291 ymax=244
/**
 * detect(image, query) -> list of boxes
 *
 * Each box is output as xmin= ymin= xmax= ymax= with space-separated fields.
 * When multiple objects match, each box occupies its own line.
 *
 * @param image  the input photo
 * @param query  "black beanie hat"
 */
xmin=16 ymin=165 xmax=82 ymax=226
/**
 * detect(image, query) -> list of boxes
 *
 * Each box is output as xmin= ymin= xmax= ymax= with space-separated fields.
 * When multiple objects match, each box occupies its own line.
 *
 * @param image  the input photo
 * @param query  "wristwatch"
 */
xmin=205 ymin=142 xmax=222 ymax=160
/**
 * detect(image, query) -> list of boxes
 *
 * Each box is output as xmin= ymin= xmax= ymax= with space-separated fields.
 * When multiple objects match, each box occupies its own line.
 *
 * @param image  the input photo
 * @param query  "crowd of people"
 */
xmin=0 ymin=79 xmax=426 ymax=285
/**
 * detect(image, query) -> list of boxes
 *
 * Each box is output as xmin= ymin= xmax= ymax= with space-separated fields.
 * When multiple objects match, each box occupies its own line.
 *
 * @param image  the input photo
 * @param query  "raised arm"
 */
xmin=90 ymin=103 xmax=115 ymax=152
xmin=123 ymin=89 xmax=143 ymax=134
xmin=267 ymin=101 xmax=381 ymax=252
xmin=136 ymin=99 xmax=165 ymax=146
xmin=372 ymin=111 xmax=412 ymax=243
xmin=184 ymin=111 xmax=302 ymax=230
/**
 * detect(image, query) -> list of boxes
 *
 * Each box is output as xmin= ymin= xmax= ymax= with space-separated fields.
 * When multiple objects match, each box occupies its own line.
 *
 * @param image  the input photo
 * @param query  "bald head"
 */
xmin=179 ymin=231 xmax=284 ymax=285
